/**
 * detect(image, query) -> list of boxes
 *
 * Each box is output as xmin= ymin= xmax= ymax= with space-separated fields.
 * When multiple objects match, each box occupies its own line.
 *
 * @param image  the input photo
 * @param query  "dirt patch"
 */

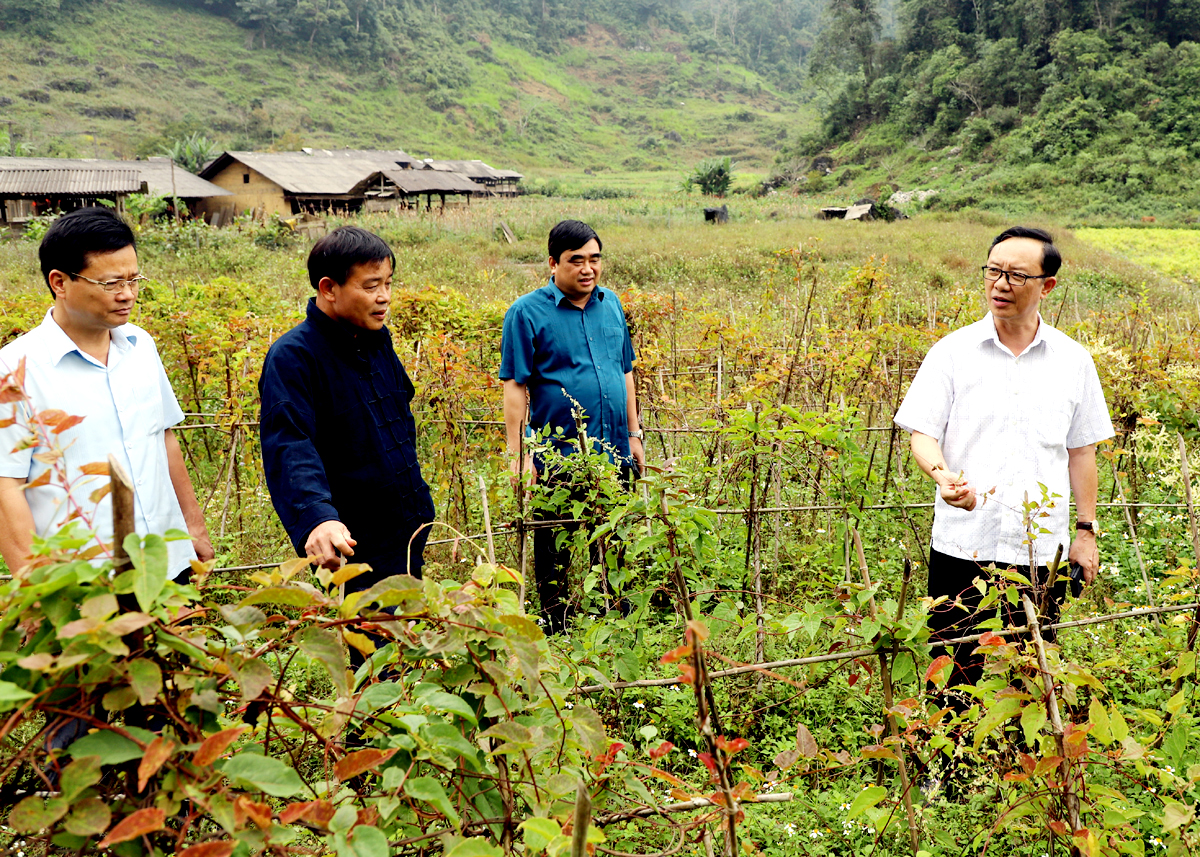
xmin=516 ymin=79 xmax=568 ymax=107
xmin=567 ymin=23 xmax=622 ymax=50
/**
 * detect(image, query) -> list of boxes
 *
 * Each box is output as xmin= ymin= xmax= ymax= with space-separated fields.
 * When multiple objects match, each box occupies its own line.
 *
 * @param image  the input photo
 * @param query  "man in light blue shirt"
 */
xmin=0 ymin=207 xmax=212 ymax=578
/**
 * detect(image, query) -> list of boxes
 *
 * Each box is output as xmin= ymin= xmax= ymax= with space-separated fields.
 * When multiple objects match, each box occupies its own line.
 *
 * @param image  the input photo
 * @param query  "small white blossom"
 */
xmin=632 ymin=701 xmax=645 ymax=709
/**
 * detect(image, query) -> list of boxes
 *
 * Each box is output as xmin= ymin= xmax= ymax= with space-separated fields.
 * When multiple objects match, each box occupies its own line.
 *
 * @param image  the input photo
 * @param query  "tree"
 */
xmin=235 ymin=0 xmax=293 ymax=48
xmin=684 ymin=156 xmax=734 ymax=196
xmin=161 ymin=133 xmax=218 ymax=174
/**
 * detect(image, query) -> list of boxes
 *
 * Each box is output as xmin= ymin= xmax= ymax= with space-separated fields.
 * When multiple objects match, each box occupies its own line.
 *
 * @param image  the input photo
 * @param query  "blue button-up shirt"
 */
xmin=500 ymin=281 xmax=636 ymax=463
xmin=0 ymin=310 xmax=195 ymax=576
xmin=259 ymin=299 xmax=434 ymax=577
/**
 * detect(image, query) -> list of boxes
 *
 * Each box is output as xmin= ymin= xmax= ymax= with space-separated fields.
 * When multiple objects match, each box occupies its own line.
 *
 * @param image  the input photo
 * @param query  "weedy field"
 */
xmin=0 ymin=199 xmax=1198 ymax=857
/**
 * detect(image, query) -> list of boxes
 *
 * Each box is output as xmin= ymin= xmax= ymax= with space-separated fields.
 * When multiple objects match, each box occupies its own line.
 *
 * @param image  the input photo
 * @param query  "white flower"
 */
xmin=633 ymin=701 xmax=645 ymax=709
xmin=808 ymin=829 xmax=824 ymax=839
xmin=687 ymin=748 xmax=697 ymax=757
xmin=783 ymin=823 xmax=796 ymax=837
xmin=840 ymin=802 xmax=851 ymax=811
xmin=564 ymin=702 xmax=574 ymax=709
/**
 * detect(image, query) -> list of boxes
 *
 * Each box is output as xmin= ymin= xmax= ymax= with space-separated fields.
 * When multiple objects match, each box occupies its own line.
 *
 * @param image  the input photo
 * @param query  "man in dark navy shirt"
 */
xmin=500 ymin=220 xmax=644 ymax=632
xmin=259 ymin=227 xmax=434 ymax=588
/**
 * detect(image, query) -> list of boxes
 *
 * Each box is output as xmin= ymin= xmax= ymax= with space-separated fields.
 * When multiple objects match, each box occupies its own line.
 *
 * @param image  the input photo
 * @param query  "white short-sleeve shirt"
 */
xmin=0 ymin=310 xmax=195 ymax=576
xmin=894 ymin=313 xmax=1114 ymax=567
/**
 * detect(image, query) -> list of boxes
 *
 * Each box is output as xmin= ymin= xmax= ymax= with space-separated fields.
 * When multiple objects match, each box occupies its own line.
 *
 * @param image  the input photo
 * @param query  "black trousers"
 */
xmin=533 ymin=464 xmax=637 ymax=635
xmin=926 ymin=547 xmax=1069 ymax=709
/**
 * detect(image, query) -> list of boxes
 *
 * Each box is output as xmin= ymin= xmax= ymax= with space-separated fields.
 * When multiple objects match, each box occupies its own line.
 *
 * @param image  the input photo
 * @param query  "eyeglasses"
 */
xmin=981 ymin=266 xmax=1048 ymax=287
xmin=69 ymin=272 xmax=150 ymax=293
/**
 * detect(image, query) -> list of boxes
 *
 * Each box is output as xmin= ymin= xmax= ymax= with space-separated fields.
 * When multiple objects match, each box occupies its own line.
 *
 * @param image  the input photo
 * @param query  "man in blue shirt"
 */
xmin=500 ymin=220 xmax=644 ymax=632
xmin=259 ymin=227 xmax=434 ymax=588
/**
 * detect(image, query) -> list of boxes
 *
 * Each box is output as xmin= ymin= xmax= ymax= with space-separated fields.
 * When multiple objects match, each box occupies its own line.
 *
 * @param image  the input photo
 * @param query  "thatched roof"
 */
xmin=0 ymin=167 xmax=144 ymax=196
xmin=0 ymin=157 xmax=231 ymax=198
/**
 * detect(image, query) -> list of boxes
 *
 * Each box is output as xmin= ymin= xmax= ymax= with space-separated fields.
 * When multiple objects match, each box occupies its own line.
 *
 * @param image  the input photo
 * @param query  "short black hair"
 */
xmin=39 ymin=207 xmax=137 ymax=298
xmin=990 ymin=226 xmax=1061 ymax=277
xmin=307 ymin=226 xmax=396 ymax=290
xmin=548 ymin=220 xmax=602 ymax=262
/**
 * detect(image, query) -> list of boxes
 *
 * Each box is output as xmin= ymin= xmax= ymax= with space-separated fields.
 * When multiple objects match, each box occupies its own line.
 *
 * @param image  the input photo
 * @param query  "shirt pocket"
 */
xmin=602 ymin=326 xmax=625 ymax=363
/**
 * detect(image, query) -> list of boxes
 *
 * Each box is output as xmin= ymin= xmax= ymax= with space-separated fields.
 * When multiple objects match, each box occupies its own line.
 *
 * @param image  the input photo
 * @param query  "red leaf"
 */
xmin=715 ymin=736 xmax=749 ymax=755
xmin=848 ymin=673 xmax=859 ymax=687
xmin=37 ymin=409 xmax=68 ymax=427
xmin=355 ymin=807 xmax=380 ymax=828
xmin=300 ymin=800 xmax=337 ymax=829
xmin=334 ymin=748 xmax=397 ymax=782
xmin=678 ymin=664 xmax=696 ymax=685
xmin=649 ymin=741 xmax=675 ymax=759
xmin=1019 ymin=752 xmax=1036 ymax=776
xmin=978 ymin=631 xmax=1005 ymax=647
xmin=193 ymin=726 xmax=247 ymax=766
xmin=52 ymin=414 xmax=85 ymax=435
xmin=234 ymin=796 xmax=272 ymax=829
xmin=178 ymin=843 xmax=234 ymax=857
xmin=1048 ymin=820 xmax=1069 ymax=836
xmin=796 ymin=723 xmax=818 ymax=758
xmin=924 ymin=655 xmax=954 ymax=686
xmin=137 ymin=737 xmax=175 ymax=793
xmin=98 ymin=807 xmax=165 ymax=848
xmin=659 ymin=644 xmax=691 ymax=665
xmin=79 ymin=461 xmax=111 ymax=476
xmin=696 ymin=752 xmax=718 ymax=774
xmin=279 ymin=802 xmax=316 ymax=825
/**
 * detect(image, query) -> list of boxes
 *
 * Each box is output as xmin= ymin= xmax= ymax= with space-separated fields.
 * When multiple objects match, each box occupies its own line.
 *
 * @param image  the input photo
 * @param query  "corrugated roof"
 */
xmin=0 ymin=168 xmax=143 ymax=195
xmin=0 ymin=156 xmax=232 ymax=198
xmin=420 ymin=159 xmax=496 ymax=179
xmin=379 ymin=169 xmax=481 ymax=195
xmin=202 ymin=150 xmax=417 ymax=195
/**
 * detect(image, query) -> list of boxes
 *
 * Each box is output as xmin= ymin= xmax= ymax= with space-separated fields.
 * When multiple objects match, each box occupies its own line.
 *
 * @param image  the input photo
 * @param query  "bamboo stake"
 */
xmin=1107 ymin=457 xmax=1160 ymax=622
xmin=1021 ymin=594 xmax=1082 ymax=840
xmin=218 ymin=426 xmax=241 ymax=539
xmin=479 ymin=474 xmax=496 ymax=566
xmin=570 ymin=782 xmax=592 ymax=857
xmin=853 ymin=530 xmax=920 ymax=854
xmin=109 ymin=454 xmax=135 ymax=573
xmin=1174 ymin=432 xmax=1200 ymax=692
xmin=595 ymin=792 xmax=793 ymax=825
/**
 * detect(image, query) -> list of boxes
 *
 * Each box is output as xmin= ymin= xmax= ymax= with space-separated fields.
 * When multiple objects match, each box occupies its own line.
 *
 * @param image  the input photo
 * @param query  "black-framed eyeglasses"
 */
xmin=981 ymin=266 xmax=1048 ymax=287
xmin=69 ymin=272 xmax=150 ymax=293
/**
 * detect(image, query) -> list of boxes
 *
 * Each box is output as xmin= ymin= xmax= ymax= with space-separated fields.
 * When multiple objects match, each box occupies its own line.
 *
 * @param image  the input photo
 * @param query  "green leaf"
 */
xmin=9 ymin=795 xmax=69 ymax=832
xmin=846 ymin=785 xmax=888 ymax=819
xmin=1020 ymin=703 xmax=1047 ymax=747
xmin=69 ymin=730 xmax=144 ymax=765
xmin=232 ymin=657 xmax=274 ymax=702
xmin=0 ymin=679 xmax=35 ymax=711
xmin=418 ymin=691 xmax=478 ymax=726
xmin=239 ymin=586 xmax=319 ymax=609
xmin=221 ymin=752 xmax=304 ymax=797
xmin=125 ymin=532 xmax=169 ymax=612
xmin=127 ymin=659 xmax=162 ymax=706
xmin=974 ymin=696 xmax=1022 ymax=748
xmin=520 ymin=818 xmax=562 ymax=851
xmin=1088 ymin=698 xmax=1111 ymax=745
xmin=64 ymin=797 xmax=112 ymax=837
xmin=1169 ymin=651 xmax=1196 ymax=681
xmin=405 ymin=776 xmax=461 ymax=827
xmin=298 ymin=626 xmax=348 ymax=698
xmin=1166 ymin=689 xmax=1186 ymax=716
xmin=1110 ymin=704 xmax=1129 ymax=743
xmin=568 ymin=705 xmax=607 ymax=756
xmin=445 ymin=839 xmax=503 ymax=857
xmin=59 ymin=755 xmax=103 ymax=801
xmin=345 ymin=824 xmax=390 ymax=857
xmin=481 ymin=720 xmax=534 ymax=751
xmin=1162 ymin=800 xmax=1195 ymax=833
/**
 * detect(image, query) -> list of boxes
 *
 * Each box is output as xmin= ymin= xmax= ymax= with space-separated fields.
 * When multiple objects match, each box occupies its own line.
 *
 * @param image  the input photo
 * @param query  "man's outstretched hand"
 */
xmin=305 ymin=520 xmax=356 ymax=569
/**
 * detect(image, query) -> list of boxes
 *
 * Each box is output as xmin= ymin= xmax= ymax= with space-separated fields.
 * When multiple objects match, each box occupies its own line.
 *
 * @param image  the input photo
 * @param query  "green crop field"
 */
xmin=0 ymin=201 xmax=1198 ymax=856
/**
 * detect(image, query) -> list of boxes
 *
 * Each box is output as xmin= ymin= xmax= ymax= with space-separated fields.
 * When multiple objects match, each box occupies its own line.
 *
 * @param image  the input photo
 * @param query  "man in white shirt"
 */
xmin=894 ymin=226 xmax=1113 ymax=704
xmin=0 ymin=207 xmax=212 ymax=579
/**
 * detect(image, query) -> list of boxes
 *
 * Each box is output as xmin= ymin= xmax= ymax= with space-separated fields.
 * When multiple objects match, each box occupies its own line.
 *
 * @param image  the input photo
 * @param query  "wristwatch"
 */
xmin=1075 ymin=520 xmax=1100 ymax=532
xmin=628 ymin=429 xmax=644 ymax=439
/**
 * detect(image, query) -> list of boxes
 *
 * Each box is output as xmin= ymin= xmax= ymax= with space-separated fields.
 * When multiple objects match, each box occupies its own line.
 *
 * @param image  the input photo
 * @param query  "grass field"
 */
xmin=1 ymin=201 xmax=1198 ymax=855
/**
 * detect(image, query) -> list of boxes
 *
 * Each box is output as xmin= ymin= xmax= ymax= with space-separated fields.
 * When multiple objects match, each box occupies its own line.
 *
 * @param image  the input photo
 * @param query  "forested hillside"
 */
xmin=782 ymin=0 xmax=1200 ymax=219
xmin=0 ymin=0 xmax=836 ymax=176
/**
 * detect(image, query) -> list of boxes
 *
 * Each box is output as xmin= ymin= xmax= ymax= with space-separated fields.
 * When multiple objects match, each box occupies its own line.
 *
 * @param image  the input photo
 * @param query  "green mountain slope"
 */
xmin=0 ymin=0 xmax=819 ymax=178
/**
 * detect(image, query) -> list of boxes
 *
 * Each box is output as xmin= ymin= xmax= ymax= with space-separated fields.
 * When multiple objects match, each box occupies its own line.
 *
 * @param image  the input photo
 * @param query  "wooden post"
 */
xmin=1107 ymin=457 xmax=1160 ymax=623
xmin=1022 ymin=594 xmax=1082 ymax=839
xmin=109 ymin=453 xmax=135 ymax=572
xmin=1175 ymin=433 xmax=1200 ymax=683
xmin=479 ymin=474 xmax=496 ymax=566
xmin=570 ymin=782 xmax=592 ymax=857
xmin=854 ymin=530 xmax=920 ymax=854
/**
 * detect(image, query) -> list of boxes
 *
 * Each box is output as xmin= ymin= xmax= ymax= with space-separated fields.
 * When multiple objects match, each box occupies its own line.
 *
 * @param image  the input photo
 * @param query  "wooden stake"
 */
xmin=479 ymin=474 xmax=496 ymax=566
xmin=1108 ymin=457 xmax=1160 ymax=623
xmin=570 ymin=782 xmax=592 ymax=857
xmin=109 ymin=454 xmax=135 ymax=572
xmin=1021 ymin=594 xmax=1082 ymax=839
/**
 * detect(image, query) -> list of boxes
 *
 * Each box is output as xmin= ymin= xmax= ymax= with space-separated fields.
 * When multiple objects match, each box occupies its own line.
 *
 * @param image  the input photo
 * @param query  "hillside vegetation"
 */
xmin=779 ymin=0 xmax=1200 ymax=221
xmin=0 ymin=0 xmax=829 ymax=176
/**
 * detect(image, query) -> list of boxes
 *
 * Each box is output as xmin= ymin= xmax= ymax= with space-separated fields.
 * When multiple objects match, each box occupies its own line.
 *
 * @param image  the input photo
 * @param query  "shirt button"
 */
xmin=137 ymin=479 xmax=144 ymax=486
xmin=126 ymin=442 xmax=133 ymax=450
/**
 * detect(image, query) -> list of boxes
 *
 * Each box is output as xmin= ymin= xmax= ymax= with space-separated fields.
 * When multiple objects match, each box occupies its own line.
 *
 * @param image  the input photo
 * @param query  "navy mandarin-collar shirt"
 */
xmin=499 ymin=280 xmax=636 ymax=463
xmin=259 ymin=299 xmax=434 ymax=576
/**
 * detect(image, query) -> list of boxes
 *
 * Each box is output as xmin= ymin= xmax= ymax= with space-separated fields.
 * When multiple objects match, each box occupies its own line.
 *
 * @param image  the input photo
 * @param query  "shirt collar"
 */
xmin=305 ymin=297 xmax=388 ymax=351
xmin=39 ymin=307 xmax=137 ymax=367
xmin=548 ymin=278 xmax=604 ymax=308
xmin=978 ymin=311 xmax=1051 ymax=353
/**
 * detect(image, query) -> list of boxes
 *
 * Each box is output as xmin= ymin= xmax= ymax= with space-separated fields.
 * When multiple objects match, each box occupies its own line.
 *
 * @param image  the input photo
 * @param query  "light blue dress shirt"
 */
xmin=0 ymin=309 xmax=195 ymax=576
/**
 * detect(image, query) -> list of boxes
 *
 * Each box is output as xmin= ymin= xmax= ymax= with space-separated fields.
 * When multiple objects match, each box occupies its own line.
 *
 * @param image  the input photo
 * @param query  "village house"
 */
xmin=0 ymin=156 xmax=231 ymax=226
xmin=419 ymin=159 xmax=524 ymax=196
